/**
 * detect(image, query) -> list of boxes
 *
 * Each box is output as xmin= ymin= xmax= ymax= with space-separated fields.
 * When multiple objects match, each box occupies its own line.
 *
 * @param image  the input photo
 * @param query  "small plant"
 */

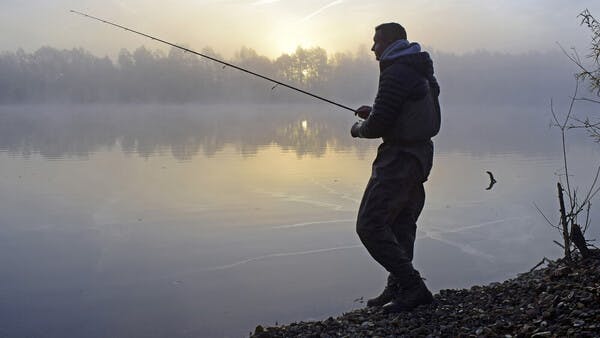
xmin=535 ymin=79 xmax=600 ymax=262
xmin=536 ymin=10 xmax=600 ymax=263
xmin=560 ymin=9 xmax=600 ymax=142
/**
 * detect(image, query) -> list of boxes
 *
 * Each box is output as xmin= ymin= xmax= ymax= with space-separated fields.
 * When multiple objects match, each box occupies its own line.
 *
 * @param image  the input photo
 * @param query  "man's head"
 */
xmin=372 ymin=23 xmax=407 ymax=61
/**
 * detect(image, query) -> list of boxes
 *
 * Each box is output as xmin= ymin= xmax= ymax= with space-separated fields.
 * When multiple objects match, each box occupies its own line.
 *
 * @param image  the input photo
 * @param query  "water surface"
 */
xmin=1 ymin=104 xmax=598 ymax=337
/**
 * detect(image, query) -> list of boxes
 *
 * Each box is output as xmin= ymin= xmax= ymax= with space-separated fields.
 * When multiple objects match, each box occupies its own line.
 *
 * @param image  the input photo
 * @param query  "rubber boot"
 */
xmin=366 ymin=275 xmax=401 ymax=307
xmin=383 ymin=277 xmax=433 ymax=313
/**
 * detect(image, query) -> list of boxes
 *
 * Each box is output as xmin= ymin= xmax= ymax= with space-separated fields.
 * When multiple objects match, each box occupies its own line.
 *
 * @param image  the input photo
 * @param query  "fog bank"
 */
xmin=0 ymin=45 xmax=583 ymax=106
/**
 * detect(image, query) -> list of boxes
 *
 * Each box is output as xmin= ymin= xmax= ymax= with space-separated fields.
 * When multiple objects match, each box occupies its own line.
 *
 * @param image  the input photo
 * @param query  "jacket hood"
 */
xmin=380 ymin=40 xmax=435 ymax=79
xmin=380 ymin=39 xmax=421 ymax=61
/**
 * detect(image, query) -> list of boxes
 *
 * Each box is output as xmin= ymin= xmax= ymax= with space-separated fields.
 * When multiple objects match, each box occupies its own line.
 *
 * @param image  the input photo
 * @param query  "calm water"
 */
xmin=1 ymin=104 xmax=599 ymax=337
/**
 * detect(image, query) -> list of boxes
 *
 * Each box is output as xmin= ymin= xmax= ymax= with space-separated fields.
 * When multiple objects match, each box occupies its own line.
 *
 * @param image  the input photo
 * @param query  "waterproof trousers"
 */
xmin=356 ymin=148 xmax=425 ymax=285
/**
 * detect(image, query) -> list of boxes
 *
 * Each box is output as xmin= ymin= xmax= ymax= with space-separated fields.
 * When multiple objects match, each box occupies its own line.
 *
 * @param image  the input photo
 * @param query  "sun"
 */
xmin=268 ymin=26 xmax=316 ymax=56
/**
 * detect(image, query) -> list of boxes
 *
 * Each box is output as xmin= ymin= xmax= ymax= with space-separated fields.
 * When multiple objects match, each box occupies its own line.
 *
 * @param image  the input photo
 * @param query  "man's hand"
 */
xmin=355 ymin=105 xmax=372 ymax=119
xmin=351 ymin=121 xmax=362 ymax=138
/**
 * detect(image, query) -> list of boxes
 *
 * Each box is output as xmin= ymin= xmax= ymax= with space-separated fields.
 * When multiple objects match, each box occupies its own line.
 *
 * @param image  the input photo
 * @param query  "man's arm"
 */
xmin=351 ymin=67 xmax=416 ymax=138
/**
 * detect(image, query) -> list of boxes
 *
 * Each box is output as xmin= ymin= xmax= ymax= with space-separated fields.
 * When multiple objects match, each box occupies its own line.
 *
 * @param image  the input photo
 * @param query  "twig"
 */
xmin=533 ymin=202 xmax=561 ymax=230
xmin=569 ymin=116 xmax=600 ymax=128
xmin=563 ymin=80 xmax=580 ymax=205
xmin=558 ymin=182 xmax=572 ymax=262
xmin=571 ymin=223 xmax=591 ymax=258
xmin=589 ymin=183 xmax=600 ymax=201
xmin=558 ymin=43 xmax=597 ymax=84
xmin=550 ymin=98 xmax=561 ymax=127
xmin=582 ymin=165 xmax=600 ymax=203
xmin=584 ymin=201 xmax=592 ymax=233
xmin=574 ymin=96 xmax=600 ymax=104
xmin=529 ymin=257 xmax=551 ymax=272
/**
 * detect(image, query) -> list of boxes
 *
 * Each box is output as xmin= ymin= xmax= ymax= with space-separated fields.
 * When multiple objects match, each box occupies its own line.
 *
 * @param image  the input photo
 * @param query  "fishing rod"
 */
xmin=70 ymin=10 xmax=356 ymax=113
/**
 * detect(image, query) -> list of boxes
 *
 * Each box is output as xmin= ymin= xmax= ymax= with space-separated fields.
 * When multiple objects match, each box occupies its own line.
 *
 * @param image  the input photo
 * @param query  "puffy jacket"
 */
xmin=351 ymin=47 xmax=441 ymax=180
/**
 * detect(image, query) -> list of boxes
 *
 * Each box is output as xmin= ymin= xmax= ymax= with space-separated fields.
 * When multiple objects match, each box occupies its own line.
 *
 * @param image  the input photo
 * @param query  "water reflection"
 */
xmin=0 ymin=103 xmax=580 ymax=160
xmin=1 ymin=104 xmax=599 ymax=338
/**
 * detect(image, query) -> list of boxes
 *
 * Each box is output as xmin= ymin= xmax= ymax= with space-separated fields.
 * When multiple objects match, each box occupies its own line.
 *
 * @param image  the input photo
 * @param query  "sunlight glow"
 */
xmin=275 ymin=38 xmax=316 ymax=56
xmin=2 ymin=0 xmax=598 ymax=60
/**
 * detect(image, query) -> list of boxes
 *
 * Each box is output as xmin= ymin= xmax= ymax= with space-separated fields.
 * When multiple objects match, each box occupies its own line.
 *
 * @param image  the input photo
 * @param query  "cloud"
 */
xmin=299 ymin=0 xmax=344 ymax=23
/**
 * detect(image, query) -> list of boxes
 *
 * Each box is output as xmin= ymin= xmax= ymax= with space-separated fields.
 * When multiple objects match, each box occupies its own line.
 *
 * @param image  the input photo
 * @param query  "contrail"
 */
xmin=299 ymin=0 xmax=344 ymax=23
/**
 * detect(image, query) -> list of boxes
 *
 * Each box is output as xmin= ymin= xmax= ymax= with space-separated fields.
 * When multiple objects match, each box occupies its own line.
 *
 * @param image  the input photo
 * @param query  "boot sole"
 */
xmin=382 ymin=295 xmax=433 ymax=313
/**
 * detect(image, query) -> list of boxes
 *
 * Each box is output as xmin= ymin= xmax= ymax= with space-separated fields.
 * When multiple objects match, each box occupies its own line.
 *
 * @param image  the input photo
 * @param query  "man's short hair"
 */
xmin=375 ymin=23 xmax=407 ymax=41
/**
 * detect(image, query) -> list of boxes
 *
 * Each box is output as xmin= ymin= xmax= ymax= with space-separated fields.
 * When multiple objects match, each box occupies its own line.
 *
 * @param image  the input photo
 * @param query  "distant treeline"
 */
xmin=0 ymin=45 xmax=578 ymax=105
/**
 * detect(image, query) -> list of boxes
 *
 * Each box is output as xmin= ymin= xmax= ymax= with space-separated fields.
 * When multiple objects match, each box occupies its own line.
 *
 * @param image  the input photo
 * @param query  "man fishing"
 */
xmin=71 ymin=10 xmax=440 ymax=313
xmin=351 ymin=22 xmax=441 ymax=313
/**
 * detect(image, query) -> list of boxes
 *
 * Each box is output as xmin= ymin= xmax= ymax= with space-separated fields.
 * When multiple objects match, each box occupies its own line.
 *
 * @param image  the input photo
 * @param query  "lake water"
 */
xmin=1 ymin=103 xmax=599 ymax=337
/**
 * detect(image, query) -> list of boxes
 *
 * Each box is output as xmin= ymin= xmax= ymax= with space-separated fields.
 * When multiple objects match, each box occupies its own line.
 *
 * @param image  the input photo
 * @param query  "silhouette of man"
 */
xmin=351 ymin=22 xmax=441 ymax=312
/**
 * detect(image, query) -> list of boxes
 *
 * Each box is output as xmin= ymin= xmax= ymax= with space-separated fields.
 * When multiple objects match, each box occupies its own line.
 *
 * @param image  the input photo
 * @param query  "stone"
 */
xmin=249 ymin=255 xmax=600 ymax=338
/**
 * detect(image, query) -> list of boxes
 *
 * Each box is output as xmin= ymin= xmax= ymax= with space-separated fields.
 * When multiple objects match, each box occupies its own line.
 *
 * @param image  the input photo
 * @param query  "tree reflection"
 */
xmin=0 ymin=105 xmax=371 ymax=160
xmin=0 ymin=103 xmax=578 ymax=161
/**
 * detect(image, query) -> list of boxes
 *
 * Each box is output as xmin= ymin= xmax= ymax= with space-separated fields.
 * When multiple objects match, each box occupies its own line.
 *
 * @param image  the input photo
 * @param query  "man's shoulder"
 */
xmin=381 ymin=52 xmax=433 ymax=74
xmin=379 ymin=60 xmax=422 ymax=85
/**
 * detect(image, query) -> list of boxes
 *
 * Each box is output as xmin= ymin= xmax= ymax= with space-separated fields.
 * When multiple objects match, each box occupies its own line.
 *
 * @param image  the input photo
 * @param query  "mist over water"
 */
xmin=0 ymin=102 xmax=587 ymax=159
xmin=1 ymin=101 xmax=599 ymax=337
xmin=0 ymin=45 xmax=583 ymax=106
xmin=0 ymin=39 xmax=599 ymax=338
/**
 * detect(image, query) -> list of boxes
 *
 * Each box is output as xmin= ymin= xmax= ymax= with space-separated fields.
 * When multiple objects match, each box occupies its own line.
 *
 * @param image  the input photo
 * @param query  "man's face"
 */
xmin=371 ymin=30 xmax=391 ymax=61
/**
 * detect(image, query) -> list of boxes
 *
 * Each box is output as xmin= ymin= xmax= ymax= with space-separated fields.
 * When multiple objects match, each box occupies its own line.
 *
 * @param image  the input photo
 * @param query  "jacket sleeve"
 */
xmin=352 ymin=66 xmax=415 ymax=139
xmin=429 ymin=75 xmax=441 ymax=118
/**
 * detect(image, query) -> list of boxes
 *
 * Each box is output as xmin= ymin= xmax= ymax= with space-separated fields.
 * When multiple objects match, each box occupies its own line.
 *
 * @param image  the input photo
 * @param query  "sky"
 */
xmin=2 ymin=0 xmax=600 ymax=59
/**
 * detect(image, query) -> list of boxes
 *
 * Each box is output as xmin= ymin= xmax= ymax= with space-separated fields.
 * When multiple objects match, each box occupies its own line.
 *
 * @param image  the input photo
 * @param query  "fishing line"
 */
xmin=70 ymin=10 xmax=356 ymax=112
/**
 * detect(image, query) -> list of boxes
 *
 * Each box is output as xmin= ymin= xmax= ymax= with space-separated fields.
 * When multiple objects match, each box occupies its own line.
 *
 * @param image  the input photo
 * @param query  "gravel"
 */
xmin=251 ymin=253 xmax=600 ymax=337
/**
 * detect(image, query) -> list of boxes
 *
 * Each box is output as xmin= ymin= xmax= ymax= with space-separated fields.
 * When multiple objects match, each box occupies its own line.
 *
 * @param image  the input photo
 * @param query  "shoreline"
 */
xmin=251 ymin=254 xmax=599 ymax=337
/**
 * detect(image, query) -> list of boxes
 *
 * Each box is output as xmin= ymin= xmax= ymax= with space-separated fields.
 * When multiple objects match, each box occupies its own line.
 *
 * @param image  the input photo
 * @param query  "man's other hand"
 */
xmin=355 ymin=105 xmax=372 ymax=119
xmin=351 ymin=121 xmax=362 ymax=138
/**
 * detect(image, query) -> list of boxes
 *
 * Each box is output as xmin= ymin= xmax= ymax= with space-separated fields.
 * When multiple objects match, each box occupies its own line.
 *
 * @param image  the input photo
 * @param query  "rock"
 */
xmin=254 ymin=325 xmax=264 ymax=334
xmin=526 ymin=308 xmax=538 ymax=317
xmin=250 ymin=255 xmax=600 ymax=338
